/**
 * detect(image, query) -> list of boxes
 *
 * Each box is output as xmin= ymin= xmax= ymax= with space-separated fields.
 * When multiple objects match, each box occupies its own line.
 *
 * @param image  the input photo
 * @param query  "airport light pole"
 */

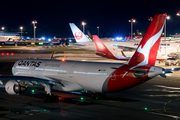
xmin=164 ymin=15 xmax=170 ymax=55
xmin=97 ymin=26 xmax=100 ymax=37
xmin=148 ymin=17 xmax=153 ymax=21
xmin=82 ymin=21 xmax=86 ymax=34
xmin=177 ymin=11 xmax=180 ymax=16
xmin=164 ymin=15 xmax=170 ymax=41
xmin=1 ymin=27 xmax=5 ymax=36
xmin=20 ymin=26 xmax=23 ymax=40
xmin=32 ymin=20 xmax=37 ymax=46
xmin=129 ymin=18 xmax=136 ymax=39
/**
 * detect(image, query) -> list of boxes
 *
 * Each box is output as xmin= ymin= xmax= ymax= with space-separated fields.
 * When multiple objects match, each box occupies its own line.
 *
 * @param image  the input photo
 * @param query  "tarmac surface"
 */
xmin=0 ymin=49 xmax=180 ymax=119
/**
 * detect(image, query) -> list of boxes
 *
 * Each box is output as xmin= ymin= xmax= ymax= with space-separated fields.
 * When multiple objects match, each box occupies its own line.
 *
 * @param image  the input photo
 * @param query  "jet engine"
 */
xmin=5 ymin=80 xmax=26 ymax=95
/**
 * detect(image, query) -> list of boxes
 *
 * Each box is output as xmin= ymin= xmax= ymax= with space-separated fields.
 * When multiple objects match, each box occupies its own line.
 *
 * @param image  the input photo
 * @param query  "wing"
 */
xmin=0 ymin=75 xmax=55 ymax=85
xmin=0 ymin=75 xmax=83 ymax=94
xmin=117 ymin=45 xmax=137 ymax=50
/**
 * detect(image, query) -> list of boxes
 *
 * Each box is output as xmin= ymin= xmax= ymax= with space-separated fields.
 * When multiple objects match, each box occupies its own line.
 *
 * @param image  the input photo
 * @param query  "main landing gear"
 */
xmin=42 ymin=83 xmax=59 ymax=103
xmin=91 ymin=92 xmax=106 ymax=100
xmin=43 ymin=94 xmax=59 ymax=103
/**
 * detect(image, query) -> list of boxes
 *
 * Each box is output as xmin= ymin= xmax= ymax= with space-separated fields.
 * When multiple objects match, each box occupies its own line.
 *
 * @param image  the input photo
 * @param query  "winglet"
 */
xmin=127 ymin=13 xmax=167 ymax=66
xmin=69 ymin=23 xmax=90 ymax=43
xmin=121 ymin=51 xmax=127 ymax=58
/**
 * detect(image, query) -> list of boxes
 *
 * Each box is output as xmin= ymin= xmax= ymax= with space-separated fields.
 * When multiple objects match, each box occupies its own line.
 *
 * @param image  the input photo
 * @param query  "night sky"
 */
xmin=1 ymin=0 xmax=180 ymax=38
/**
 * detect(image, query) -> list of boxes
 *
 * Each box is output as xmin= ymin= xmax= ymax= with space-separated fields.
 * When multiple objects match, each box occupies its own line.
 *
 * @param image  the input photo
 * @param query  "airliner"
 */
xmin=93 ymin=35 xmax=129 ymax=61
xmin=0 ymin=36 xmax=20 ymax=42
xmin=69 ymin=23 xmax=180 ymax=56
xmin=0 ymin=13 xmax=175 ymax=102
xmin=93 ymin=35 xmax=168 ymax=62
xmin=69 ymin=23 xmax=120 ymax=53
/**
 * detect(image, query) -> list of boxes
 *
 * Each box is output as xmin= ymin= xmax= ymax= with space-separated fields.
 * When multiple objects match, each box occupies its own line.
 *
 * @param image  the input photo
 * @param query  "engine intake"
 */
xmin=5 ymin=80 xmax=26 ymax=95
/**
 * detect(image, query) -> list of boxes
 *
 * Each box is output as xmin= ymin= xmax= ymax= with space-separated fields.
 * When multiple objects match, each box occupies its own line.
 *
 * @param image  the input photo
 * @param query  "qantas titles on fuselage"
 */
xmin=18 ymin=60 xmax=42 ymax=67
xmin=18 ymin=60 xmax=60 ymax=68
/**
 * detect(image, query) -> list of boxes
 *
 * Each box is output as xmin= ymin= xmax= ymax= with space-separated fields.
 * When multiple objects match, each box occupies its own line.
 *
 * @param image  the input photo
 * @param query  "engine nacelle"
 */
xmin=5 ymin=80 xmax=26 ymax=95
xmin=148 ymin=66 xmax=163 ymax=78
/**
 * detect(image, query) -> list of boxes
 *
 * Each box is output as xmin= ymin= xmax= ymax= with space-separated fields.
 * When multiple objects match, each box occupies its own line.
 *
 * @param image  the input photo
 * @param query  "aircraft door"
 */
xmin=111 ymin=70 xmax=117 ymax=80
xmin=69 ymin=65 xmax=75 ymax=78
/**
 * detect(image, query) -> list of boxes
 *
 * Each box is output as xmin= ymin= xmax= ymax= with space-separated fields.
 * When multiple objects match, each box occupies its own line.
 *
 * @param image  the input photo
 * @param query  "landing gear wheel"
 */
xmin=94 ymin=93 xmax=99 ymax=100
xmin=91 ymin=93 xmax=106 ymax=100
xmin=91 ymin=93 xmax=99 ymax=99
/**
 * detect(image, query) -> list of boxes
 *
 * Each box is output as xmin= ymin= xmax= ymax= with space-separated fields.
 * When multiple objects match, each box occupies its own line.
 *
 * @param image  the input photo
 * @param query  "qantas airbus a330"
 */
xmin=0 ymin=13 xmax=175 ymax=102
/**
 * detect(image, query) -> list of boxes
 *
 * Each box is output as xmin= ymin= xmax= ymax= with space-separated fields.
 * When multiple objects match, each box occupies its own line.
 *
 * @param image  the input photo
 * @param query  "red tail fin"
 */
xmin=127 ymin=13 xmax=166 ymax=66
xmin=93 ymin=35 xmax=128 ymax=61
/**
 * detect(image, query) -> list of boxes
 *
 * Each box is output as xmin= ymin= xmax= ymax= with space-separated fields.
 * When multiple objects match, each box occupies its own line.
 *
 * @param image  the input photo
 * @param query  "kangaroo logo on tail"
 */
xmin=127 ymin=14 xmax=166 ymax=66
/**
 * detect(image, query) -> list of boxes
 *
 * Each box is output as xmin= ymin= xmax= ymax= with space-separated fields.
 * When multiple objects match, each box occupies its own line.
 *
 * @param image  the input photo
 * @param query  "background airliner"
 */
xmin=93 ymin=35 xmax=168 ymax=62
xmin=0 ymin=13 xmax=175 ymax=102
xmin=69 ymin=23 xmax=121 ymax=53
xmin=69 ymin=23 xmax=180 ymax=57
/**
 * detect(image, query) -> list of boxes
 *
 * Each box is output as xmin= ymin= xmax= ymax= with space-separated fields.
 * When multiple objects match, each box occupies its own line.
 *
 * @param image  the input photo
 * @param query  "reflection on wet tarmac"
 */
xmin=144 ymin=85 xmax=180 ymax=97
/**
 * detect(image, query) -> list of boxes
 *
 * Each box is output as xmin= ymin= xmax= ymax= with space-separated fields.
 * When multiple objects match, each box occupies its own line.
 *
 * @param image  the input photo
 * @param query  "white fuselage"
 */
xmin=12 ymin=59 xmax=163 ymax=93
xmin=12 ymin=59 xmax=119 ymax=92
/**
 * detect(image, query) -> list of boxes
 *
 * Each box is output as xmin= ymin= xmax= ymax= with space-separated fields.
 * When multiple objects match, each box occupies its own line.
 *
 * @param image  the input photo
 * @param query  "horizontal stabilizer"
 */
xmin=111 ymin=67 xmax=146 ymax=72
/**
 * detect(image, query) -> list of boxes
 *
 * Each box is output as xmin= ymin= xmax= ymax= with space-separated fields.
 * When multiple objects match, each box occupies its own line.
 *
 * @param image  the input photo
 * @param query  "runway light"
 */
xmin=31 ymin=89 xmax=35 ymax=93
xmin=61 ymin=59 xmax=65 ymax=62
xmin=59 ymin=97 xmax=62 ymax=100
xmin=116 ymin=37 xmax=123 ymax=41
xmin=2 ymin=53 xmax=4 ymax=55
xmin=40 ymin=109 xmax=47 ymax=112
xmin=11 ymin=53 xmax=14 ymax=55
xmin=6 ymin=53 xmax=9 ymax=55
xmin=38 ymin=42 xmax=43 ymax=45
xmin=144 ymin=107 xmax=148 ymax=110
xmin=80 ymin=97 xmax=84 ymax=102
xmin=42 ymin=37 xmax=45 ymax=40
